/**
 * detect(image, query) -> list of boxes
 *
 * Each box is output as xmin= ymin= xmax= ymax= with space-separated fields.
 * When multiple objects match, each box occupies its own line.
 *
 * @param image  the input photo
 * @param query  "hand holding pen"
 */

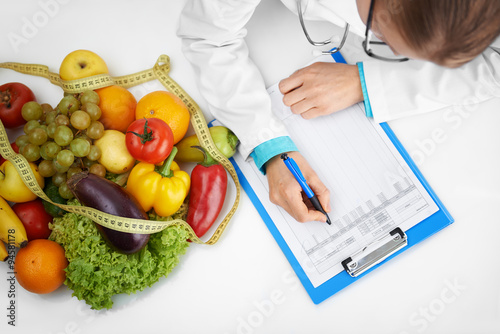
xmin=281 ymin=153 xmax=331 ymax=224
xmin=264 ymin=151 xmax=331 ymax=223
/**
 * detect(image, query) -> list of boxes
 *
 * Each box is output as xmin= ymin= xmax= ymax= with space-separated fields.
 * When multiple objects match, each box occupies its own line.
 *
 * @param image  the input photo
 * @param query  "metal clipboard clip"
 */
xmin=341 ymin=228 xmax=408 ymax=277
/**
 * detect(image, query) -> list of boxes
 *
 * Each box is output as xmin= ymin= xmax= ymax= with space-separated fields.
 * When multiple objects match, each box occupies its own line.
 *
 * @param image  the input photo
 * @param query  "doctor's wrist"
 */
xmin=250 ymin=136 xmax=298 ymax=174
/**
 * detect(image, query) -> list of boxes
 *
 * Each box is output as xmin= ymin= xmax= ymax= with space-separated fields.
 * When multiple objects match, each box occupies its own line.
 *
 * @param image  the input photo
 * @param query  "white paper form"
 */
xmin=232 ymin=84 xmax=438 ymax=288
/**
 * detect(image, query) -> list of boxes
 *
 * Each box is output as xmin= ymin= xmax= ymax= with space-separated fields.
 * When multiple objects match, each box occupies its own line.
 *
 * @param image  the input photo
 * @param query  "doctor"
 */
xmin=177 ymin=0 xmax=500 ymax=223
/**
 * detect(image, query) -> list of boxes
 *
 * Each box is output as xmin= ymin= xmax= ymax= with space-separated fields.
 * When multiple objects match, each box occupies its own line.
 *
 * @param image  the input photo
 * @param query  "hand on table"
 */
xmin=279 ymin=62 xmax=363 ymax=119
xmin=265 ymin=151 xmax=330 ymax=223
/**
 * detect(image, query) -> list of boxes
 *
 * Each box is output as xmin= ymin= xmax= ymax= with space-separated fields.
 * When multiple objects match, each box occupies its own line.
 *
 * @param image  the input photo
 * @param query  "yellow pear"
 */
xmin=94 ymin=130 xmax=135 ymax=174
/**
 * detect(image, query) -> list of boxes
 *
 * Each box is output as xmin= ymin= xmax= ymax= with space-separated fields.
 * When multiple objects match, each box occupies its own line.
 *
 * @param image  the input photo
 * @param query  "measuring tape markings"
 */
xmin=0 ymin=55 xmax=241 ymax=245
xmin=0 ymin=118 xmax=202 ymax=242
xmin=152 ymin=56 xmax=241 ymax=245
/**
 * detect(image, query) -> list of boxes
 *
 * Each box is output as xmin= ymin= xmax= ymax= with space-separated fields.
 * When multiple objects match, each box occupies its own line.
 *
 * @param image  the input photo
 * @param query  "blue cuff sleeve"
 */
xmin=250 ymin=136 xmax=298 ymax=174
xmin=357 ymin=62 xmax=373 ymax=118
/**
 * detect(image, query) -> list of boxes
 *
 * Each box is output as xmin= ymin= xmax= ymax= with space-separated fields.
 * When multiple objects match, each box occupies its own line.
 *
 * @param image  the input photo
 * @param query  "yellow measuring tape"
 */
xmin=0 ymin=55 xmax=240 ymax=245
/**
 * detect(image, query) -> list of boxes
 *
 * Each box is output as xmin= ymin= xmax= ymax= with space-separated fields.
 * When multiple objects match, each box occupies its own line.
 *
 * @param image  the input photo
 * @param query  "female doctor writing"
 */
xmin=177 ymin=0 xmax=500 ymax=223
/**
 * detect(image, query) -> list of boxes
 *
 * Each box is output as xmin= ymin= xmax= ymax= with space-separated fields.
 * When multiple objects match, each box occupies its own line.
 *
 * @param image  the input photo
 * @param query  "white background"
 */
xmin=1 ymin=1 xmax=500 ymax=334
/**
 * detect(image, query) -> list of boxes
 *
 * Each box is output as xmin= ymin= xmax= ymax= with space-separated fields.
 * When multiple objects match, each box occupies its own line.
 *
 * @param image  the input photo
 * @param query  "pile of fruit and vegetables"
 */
xmin=0 ymin=50 xmax=238 ymax=309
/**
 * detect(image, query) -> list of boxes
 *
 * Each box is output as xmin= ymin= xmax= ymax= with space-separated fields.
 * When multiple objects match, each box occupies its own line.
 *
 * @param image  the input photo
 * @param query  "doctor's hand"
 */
xmin=279 ymin=62 xmax=363 ymax=119
xmin=265 ymin=151 xmax=331 ymax=223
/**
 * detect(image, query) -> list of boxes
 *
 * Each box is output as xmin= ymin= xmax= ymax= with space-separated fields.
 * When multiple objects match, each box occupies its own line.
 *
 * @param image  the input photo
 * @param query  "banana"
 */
xmin=0 ymin=195 xmax=28 ymax=248
xmin=0 ymin=241 xmax=8 ymax=262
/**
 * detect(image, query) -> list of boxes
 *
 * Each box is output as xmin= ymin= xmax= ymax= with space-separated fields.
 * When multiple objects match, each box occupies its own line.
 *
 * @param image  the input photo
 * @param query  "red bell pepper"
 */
xmin=187 ymin=146 xmax=227 ymax=238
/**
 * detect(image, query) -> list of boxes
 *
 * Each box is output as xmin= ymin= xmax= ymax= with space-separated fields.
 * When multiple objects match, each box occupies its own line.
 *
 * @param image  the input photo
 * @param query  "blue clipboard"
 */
xmin=217 ymin=51 xmax=454 ymax=304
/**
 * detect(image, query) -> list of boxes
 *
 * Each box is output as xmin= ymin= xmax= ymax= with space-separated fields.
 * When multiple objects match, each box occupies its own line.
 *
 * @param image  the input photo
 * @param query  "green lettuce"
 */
xmin=104 ymin=171 xmax=131 ymax=187
xmin=49 ymin=199 xmax=190 ymax=310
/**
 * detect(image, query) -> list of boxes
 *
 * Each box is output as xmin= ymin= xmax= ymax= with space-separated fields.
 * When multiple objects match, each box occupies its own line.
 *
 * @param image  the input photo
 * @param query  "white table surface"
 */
xmin=1 ymin=1 xmax=499 ymax=334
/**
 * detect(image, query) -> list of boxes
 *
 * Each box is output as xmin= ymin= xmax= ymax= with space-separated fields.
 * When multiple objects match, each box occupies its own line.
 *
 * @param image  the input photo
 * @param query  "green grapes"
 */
xmin=55 ymin=114 xmax=70 ymax=126
xmin=57 ymin=95 xmax=80 ymax=115
xmin=54 ymin=125 xmax=74 ymax=146
xmin=23 ymin=119 xmax=40 ymax=134
xmin=67 ymin=167 xmax=83 ymax=179
xmin=45 ymin=110 xmax=58 ymax=124
xmin=58 ymin=182 xmax=74 ymax=200
xmin=40 ymin=142 xmax=50 ymax=160
xmin=38 ymin=160 xmax=57 ymax=177
xmin=16 ymin=89 xmax=110 ymax=197
xmin=21 ymin=101 xmax=43 ymax=121
xmin=53 ymin=160 xmax=69 ymax=174
xmin=22 ymin=143 xmax=40 ymax=162
xmin=41 ymin=103 xmax=53 ymax=115
xmin=89 ymin=163 xmax=106 ymax=177
xmin=28 ymin=127 xmax=48 ymax=146
xmin=70 ymin=138 xmax=91 ymax=157
xmin=86 ymin=121 xmax=104 ymax=140
xmin=70 ymin=110 xmax=91 ymax=130
xmin=15 ymin=135 xmax=30 ymax=149
xmin=86 ymin=145 xmax=101 ymax=161
xmin=81 ymin=103 xmax=102 ymax=121
xmin=52 ymin=172 xmax=67 ymax=187
xmin=45 ymin=141 xmax=61 ymax=159
xmin=47 ymin=122 xmax=57 ymax=139
xmin=80 ymin=90 xmax=100 ymax=105
xmin=57 ymin=149 xmax=75 ymax=168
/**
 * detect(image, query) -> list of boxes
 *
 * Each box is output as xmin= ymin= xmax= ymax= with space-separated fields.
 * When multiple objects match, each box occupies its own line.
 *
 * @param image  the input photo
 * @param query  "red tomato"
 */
xmin=0 ymin=142 xmax=19 ymax=166
xmin=0 ymin=82 xmax=36 ymax=129
xmin=12 ymin=198 xmax=53 ymax=241
xmin=125 ymin=118 xmax=174 ymax=165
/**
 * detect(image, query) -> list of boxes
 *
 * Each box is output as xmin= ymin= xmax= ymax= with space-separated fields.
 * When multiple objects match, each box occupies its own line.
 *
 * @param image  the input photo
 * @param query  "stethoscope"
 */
xmin=296 ymin=0 xmax=350 ymax=55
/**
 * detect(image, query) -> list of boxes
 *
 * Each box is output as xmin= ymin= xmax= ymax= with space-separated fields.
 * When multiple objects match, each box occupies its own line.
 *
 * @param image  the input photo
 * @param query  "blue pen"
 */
xmin=281 ymin=153 xmax=331 ymax=225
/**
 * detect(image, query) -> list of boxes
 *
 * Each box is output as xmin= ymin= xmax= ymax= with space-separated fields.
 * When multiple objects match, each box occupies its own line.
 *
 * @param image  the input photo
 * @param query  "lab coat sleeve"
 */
xmin=176 ymin=0 xmax=291 ymax=160
xmin=362 ymin=46 xmax=500 ymax=123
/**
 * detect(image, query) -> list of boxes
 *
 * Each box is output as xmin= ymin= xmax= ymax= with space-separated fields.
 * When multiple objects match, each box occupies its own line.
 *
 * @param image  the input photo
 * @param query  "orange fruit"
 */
xmin=135 ymin=91 xmax=190 ymax=144
xmin=96 ymin=85 xmax=137 ymax=133
xmin=14 ymin=239 xmax=68 ymax=294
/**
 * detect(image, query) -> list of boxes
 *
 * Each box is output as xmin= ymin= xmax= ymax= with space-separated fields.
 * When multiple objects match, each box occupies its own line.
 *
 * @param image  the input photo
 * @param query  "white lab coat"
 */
xmin=177 ymin=0 xmax=500 ymax=160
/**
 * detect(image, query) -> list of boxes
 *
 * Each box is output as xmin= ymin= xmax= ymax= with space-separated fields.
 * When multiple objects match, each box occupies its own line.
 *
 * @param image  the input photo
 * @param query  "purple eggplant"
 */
xmin=67 ymin=171 xmax=150 ymax=254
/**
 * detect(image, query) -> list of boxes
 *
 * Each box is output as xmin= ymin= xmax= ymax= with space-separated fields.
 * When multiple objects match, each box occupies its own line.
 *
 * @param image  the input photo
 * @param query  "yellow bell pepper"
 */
xmin=127 ymin=147 xmax=190 ymax=217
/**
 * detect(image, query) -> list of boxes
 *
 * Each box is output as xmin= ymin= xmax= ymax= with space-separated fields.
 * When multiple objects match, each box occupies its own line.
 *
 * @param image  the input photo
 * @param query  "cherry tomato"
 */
xmin=0 ymin=82 xmax=36 ymax=128
xmin=12 ymin=198 xmax=53 ymax=241
xmin=125 ymin=118 xmax=174 ymax=165
xmin=0 ymin=142 xmax=19 ymax=166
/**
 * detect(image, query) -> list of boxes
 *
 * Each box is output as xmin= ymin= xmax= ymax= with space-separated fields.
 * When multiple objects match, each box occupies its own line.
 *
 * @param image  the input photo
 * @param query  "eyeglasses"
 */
xmin=297 ymin=0 xmax=409 ymax=62
xmin=362 ymin=0 xmax=408 ymax=62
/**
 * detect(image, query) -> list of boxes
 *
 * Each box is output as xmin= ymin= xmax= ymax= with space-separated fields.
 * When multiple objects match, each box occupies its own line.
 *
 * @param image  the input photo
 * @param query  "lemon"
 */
xmin=94 ymin=130 xmax=135 ymax=174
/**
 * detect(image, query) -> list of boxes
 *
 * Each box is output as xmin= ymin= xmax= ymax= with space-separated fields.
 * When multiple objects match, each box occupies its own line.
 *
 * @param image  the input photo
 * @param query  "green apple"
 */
xmin=59 ymin=49 xmax=109 ymax=81
xmin=0 ymin=161 xmax=44 ymax=203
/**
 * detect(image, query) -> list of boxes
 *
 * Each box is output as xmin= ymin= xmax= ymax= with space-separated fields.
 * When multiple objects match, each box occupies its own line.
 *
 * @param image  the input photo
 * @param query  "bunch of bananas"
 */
xmin=0 ymin=196 xmax=28 ymax=261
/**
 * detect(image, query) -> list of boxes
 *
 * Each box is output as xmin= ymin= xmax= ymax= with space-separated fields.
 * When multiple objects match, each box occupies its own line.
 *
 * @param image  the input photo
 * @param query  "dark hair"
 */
xmin=381 ymin=0 xmax=500 ymax=67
